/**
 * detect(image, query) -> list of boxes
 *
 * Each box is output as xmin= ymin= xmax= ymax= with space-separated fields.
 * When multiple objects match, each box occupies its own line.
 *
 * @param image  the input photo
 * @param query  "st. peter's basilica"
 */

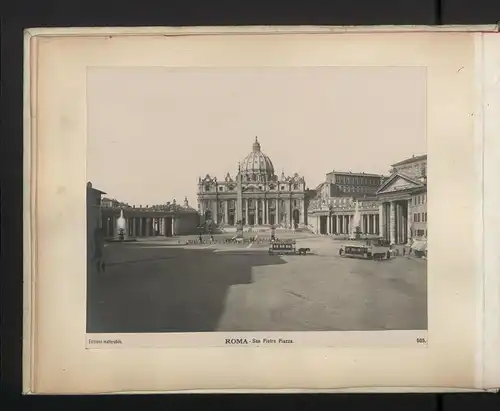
xmin=197 ymin=137 xmax=308 ymax=229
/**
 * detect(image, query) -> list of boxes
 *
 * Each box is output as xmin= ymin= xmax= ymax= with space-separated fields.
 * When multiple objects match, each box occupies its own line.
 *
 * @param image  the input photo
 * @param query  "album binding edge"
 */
xmin=22 ymin=30 xmax=39 ymax=395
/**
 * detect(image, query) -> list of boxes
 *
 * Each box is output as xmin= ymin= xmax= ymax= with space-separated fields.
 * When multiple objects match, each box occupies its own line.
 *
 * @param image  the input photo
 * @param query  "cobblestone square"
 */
xmin=87 ymin=233 xmax=427 ymax=333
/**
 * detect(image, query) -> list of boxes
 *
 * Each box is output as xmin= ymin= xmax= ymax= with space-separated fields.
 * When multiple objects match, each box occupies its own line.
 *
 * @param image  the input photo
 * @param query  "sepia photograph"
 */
xmin=86 ymin=66 xmax=428 ymax=336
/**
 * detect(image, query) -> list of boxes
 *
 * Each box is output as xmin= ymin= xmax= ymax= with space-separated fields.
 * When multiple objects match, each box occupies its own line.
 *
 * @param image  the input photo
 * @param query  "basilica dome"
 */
xmin=240 ymin=137 xmax=275 ymax=180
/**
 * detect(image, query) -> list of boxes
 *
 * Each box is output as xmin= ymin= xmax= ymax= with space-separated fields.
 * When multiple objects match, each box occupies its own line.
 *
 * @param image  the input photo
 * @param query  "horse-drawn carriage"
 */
xmin=339 ymin=238 xmax=393 ymax=261
xmin=268 ymin=239 xmax=297 ymax=255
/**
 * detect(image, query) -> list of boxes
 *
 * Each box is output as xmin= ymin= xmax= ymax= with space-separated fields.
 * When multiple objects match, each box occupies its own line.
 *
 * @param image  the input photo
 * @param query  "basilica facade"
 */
xmin=197 ymin=137 xmax=307 ymax=229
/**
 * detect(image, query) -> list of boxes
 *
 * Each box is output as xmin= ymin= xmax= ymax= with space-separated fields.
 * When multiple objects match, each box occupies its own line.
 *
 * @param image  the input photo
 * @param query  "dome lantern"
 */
xmin=252 ymin=136 xmax=261 ymax=152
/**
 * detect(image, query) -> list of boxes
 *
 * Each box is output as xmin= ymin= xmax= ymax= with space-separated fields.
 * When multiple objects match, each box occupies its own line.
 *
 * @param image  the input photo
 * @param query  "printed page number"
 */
xmin=416 ymin=337 xmax=427 ymax=344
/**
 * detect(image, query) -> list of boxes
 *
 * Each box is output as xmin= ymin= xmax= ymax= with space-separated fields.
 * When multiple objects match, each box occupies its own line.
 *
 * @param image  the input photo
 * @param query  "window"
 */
xmin=281 ymin=186 xmax=285 ymax=190
xmin=218 ymin=186 xmax=223 ymax=191
xmin=204 ymin=185 xmax=210 ymax=192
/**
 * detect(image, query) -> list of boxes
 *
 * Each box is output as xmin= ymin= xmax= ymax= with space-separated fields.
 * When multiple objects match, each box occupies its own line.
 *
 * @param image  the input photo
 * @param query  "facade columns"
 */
xmin=389 ymin=201 xmax=396 ymax=244
xmin=245 ymin=199 xmax=249 ymax=225
xmin=172 ymin=217 xmax=176 ymax=236
xmin=378 ymin=204 xmax=385 ymax=239
xmin=224 ymin=201 xmax=229 ymax=225
xmin=407 ymin=200 xmax=412 ymax=244
xmin=275 ymin=198 xmax=279 ymax=226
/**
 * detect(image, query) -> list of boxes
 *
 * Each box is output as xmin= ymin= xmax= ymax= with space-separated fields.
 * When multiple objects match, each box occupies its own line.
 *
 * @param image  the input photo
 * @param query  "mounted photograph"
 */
xmin=85 ymin=66 xmax=428 ymax=344
xmin=26 ymin=26 xmax=496 ymax=394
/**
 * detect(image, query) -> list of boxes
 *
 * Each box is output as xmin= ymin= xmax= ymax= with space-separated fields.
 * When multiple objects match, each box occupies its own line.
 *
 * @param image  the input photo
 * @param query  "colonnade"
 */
xmin=318 ymin=213 xmax=380 ymax=235
xmin=101 ymin=215 xmax=176 ymax=238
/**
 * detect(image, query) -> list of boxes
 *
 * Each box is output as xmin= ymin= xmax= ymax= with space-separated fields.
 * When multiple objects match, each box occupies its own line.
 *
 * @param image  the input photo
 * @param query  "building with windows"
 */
xmin=307 ymin=154 xmax=427 ymax=244
xmin=307 ymin=180 xmax=382 ymax=236
xmin=197 ymin=137 xmax=307 ymax=229
xmin=376 ymin=154 xmax=427 ymax=244
xmin=326 ymin=171 xmax=386 ymax=197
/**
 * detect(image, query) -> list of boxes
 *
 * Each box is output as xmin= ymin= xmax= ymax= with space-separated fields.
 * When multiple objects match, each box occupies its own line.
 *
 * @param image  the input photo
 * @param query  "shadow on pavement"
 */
xmin=87 ymin=243 xmax=287 ymax=333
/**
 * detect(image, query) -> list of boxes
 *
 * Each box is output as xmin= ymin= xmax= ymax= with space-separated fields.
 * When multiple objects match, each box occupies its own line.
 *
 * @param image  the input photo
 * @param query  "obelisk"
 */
xmin=235 ymin=162 xmax=244 ymax=239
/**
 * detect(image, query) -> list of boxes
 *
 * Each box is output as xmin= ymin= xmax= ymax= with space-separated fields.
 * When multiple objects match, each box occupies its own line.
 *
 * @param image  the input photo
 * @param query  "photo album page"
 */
xmin=23 ymin=26 xmax=500 ymax=394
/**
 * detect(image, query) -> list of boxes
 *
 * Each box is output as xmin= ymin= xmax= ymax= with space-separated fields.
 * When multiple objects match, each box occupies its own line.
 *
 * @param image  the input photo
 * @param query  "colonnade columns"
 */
xmin=397 ymin=203 xmax=403 ymax=244
xmin=407 ymin=201 xmax=412 ymax=244
xmin=389 ymin=201 xmax=396 ymax=244
xmin=275 ymin=199 xmax=280 ymax=226
xmin=378 ymin=204 xmax=385 ymax=239
xmin=245 ymin=199 xmax=249 ymax=225
xmin=265 ymin=199 xmax=269 ymax=225
xmin=224 ymin=201 xmax=229 ymax=225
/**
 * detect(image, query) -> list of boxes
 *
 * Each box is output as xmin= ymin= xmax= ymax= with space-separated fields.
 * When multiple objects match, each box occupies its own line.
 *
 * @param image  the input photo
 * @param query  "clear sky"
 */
xmin=87 ymin=66 xmax=426 ymax=206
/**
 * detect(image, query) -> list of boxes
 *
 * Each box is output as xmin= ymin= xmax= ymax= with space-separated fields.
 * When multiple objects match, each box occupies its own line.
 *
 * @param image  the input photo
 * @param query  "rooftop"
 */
xmin=391 ymin=154 xmax=427 ymax=167
xmin=86 ymin=181 xmax=106 ymax=195
xmin=326 ymin=170 xmax=383 ymax=178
